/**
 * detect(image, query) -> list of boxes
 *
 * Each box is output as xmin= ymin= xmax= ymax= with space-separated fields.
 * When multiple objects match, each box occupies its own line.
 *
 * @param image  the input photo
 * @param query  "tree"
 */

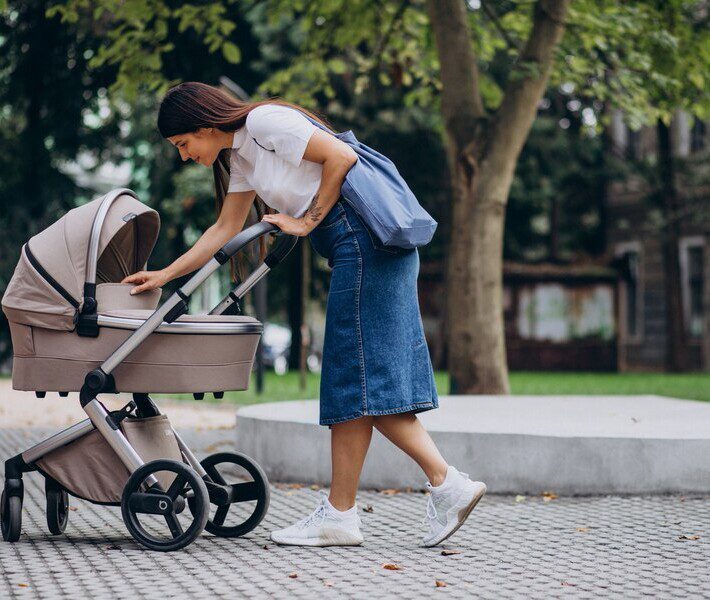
xmin=44 ymin=0 xmax=709 ymax=389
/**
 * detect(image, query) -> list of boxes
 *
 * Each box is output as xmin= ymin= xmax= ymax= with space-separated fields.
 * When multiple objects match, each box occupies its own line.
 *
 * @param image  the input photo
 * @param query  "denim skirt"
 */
xmin=308 ymin=197 xmax=439 ymax=427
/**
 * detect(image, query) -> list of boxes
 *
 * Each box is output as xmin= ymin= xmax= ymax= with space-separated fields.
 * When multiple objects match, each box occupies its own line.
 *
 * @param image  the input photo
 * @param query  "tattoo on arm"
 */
xmin=303 ymin=193 xmax=323 ymax=223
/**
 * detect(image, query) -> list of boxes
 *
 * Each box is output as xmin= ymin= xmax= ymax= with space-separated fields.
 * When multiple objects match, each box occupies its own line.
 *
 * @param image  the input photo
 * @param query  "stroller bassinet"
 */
xmin=2 ymin=188 xmax=261 ymax=394
xmin=1 ymin=188 xmax=297 ymax=551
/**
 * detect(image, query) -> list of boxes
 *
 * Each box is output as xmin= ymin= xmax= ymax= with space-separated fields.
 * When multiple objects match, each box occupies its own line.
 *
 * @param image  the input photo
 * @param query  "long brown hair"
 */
xmin=157 ymin=81 xmax=331 ymax=281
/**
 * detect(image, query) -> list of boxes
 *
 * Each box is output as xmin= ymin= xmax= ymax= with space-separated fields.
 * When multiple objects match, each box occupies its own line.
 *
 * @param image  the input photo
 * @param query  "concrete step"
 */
xmin=235 ymin=395 xmax=710 ymax=494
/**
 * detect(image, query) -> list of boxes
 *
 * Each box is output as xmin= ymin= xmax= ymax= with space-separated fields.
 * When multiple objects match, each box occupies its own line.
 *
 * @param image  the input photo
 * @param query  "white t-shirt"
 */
xmin=228 ymin=104 xmax=323 ymax=217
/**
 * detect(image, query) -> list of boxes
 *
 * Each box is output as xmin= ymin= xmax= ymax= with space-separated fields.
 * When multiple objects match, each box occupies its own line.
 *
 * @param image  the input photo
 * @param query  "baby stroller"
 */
xmin=1 ymin=188 xmax=296 ymax=551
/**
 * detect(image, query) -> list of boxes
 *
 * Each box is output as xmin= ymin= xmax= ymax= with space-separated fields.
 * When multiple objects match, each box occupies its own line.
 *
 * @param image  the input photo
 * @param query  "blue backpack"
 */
xmin=299 ymin=113 xmax=438 ymax=249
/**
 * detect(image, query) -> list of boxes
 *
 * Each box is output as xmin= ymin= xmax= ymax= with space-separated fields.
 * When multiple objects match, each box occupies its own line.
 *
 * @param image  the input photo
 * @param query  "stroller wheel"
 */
xmin=45 ymin=479 xmax=69 ymax=535
xmin=189 ymin=452 xmax=270 ymax=538
xmin=121 ymin=459 xmax=209 ymax=552
xmin=1 ymin=489 xmax=22 ymax=543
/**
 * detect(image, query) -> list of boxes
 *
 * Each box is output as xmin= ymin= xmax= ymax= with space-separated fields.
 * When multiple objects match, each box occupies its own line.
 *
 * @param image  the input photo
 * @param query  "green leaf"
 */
xmin=222 ymin=41 xmax=241 ymax=63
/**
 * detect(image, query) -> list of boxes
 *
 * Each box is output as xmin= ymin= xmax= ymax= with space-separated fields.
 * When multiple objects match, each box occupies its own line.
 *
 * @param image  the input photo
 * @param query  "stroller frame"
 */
xmin=2 ymin=188 xmax=297 ymax=550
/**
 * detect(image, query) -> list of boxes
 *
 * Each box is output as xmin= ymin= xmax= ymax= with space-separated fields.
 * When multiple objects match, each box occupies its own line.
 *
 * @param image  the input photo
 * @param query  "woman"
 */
xmin=123 ymin=82 xmax=487 ymax=548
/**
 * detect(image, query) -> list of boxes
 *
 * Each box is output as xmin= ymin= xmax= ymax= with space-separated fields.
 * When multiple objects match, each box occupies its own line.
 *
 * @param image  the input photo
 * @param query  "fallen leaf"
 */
xmin=576 ymin=527 xmax=590 ymax=533
xmin=515 ymin=495 xmax=526 ymax=503
xmin=288 ymin=572 xmax=298 ymax=578
xmin=677 ymin=535 xmax=700 ymax=541
xmin=17 ymin=583 xmax=29 ymax=588
xmin=380 ymin=489 xmax=400 ymax=496
xmin=561 ymin=581 xmax=577 ymax=587
xmin=441 ymin=549 xmax=461 ymax=556
xmin=383 ymin=563 xmax=402 ymax=570
xmin=310 ymin=484 xmax=320 ymax=490
xmin=435 ymin=580 xmax=447 ymax=587
xmin=262 ymin=545 xmax=269 ymax=550
xmin=542 ymin=491 xmax=558 ymax=502
xmin=363 ymin=505 xmax=374 ymax=513
xmin=287 ymin=483 xmax=304 ymax=489
xmin=68 ymin=506 xmax=78 ymax=511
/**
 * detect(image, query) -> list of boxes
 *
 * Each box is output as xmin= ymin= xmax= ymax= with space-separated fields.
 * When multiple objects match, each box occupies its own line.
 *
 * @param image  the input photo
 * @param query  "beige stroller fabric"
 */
xmin=2 ymin=192 xmax=159 ymax=331
xmin=36 ymin=415 xmax=183 ymax=504
xmin=2 ymin=188 xmax=262 ymax=395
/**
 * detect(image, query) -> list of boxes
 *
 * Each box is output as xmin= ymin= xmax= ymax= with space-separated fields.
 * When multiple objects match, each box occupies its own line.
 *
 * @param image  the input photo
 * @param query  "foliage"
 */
xmin=45 ymin=0 xmax=243 ymax=103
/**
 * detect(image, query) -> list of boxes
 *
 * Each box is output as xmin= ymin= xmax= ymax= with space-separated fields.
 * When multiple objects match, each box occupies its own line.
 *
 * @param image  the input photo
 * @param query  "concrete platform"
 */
xmin=235 ymin=395 xmax=710 ymax=494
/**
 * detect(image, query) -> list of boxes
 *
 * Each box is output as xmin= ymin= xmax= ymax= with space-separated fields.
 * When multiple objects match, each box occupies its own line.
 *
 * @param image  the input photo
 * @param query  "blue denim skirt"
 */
xmin=308 ymin=197 xmax=439 ymax=427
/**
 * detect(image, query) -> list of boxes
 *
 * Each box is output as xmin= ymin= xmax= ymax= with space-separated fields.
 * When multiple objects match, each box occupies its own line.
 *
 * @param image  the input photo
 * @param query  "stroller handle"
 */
xmin=89 ymin=220 xmax=284 ymax=389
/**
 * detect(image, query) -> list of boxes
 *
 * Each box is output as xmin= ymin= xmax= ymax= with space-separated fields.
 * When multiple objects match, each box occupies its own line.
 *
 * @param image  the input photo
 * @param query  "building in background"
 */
xmin=608 ymin=110 xmax=708 ymax=372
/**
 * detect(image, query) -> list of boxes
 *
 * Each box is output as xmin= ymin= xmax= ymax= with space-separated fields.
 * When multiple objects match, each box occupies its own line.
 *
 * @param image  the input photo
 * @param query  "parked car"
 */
xmin=259 ymin=323 xmax=321 ymax=375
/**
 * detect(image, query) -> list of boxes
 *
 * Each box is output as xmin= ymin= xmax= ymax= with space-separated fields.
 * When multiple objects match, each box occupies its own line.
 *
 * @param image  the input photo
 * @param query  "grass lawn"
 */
xmin=154 ymin=370 xmax=710 ymax=406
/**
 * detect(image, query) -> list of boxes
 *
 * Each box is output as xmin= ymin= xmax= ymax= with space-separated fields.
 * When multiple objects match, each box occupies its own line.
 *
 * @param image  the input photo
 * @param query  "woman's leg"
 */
xmin=373 ymin=413 xmax=449 ymax=486
xmin=329 ymin=416 xmax=374 ymax=511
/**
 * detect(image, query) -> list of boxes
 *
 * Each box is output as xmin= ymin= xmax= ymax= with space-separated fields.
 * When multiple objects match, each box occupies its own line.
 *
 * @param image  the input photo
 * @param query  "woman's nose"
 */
xmin=178 ymin=148 xmax=189 ymax=162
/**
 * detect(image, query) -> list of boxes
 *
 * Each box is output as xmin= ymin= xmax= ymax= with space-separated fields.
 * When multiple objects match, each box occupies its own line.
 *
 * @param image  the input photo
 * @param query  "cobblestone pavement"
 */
xmin=1 ymin=428 xmax=709 ymax=599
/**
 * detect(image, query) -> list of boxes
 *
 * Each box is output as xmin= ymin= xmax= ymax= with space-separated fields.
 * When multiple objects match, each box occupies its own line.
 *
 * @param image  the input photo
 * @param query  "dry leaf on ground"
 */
xmin=542 ymin=491 xmax=558 ymax=502
xmin=677 ymin=534 xmax=700 ymax=541
xmin=515 ymin=495 xmax=526 ymax=503
xmin=441 ymin=549 xmax=461 ymax=556
xmin=363 ymin=505 xmax=374 ymax=513
xmin=576 ymin=527 xmax=590 ymax=533
xmin=380 ymin=489 xmax=400 ymax=495
xmin=435 ymin=580 xmax=447 ymax=587
xmin=310 ymin=484 xmax=320 ymax=490
xmin=383 ymin=563 xmax=402 ymax=570
xmin=288 ymin=572 xmax=298 ymax=578
xmin=561 ymin=581 xmax=577 ymax=587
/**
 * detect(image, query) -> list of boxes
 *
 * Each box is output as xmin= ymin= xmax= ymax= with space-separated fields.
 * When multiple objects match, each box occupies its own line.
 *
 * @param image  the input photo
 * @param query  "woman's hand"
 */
xmin=261 ymin=213 xmax=311 ymax=236
xmin=122 ymin=270 xmax=170 ymax=295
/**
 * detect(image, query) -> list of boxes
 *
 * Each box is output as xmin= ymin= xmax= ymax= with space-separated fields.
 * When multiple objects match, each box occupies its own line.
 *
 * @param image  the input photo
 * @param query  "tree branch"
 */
xmin=426 ymin=0 xmax=486 ymax=150
xmin=488 ymin=0 xmax=571 ymax=171
xmin=480 ymin=0 xmax=521 ymax=52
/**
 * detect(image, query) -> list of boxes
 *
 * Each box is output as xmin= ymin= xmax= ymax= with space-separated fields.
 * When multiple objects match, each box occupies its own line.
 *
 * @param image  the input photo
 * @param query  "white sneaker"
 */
xmin=270 ymin=491 xmax=364 ymax=547
xmin=421 ymin=466 xmax=487 ymax=547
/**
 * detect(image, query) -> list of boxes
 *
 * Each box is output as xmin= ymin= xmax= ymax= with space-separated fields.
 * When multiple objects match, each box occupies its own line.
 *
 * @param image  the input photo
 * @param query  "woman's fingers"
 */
xmin=121 ymin=272 xmax=146 ymax=284
xmin=129 ymin=282 xmax=152 ymax=295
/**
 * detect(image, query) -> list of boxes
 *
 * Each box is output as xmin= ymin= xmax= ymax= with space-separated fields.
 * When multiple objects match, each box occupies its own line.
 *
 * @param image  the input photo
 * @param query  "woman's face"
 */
xmin=167 ymin=128 xmax=221 ymax=166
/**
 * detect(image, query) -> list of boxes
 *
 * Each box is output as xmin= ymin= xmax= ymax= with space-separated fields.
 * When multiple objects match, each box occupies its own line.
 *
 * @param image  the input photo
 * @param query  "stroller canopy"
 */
xmin=2 ymin=189 xmax=160 ymax=331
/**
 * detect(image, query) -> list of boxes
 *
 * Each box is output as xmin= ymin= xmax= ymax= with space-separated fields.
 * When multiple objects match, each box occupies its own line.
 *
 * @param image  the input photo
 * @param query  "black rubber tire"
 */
xmin=45 ymin=479 xmax=69 ymax=535
xmin=189 ymin=452 xmax=270 ymax=538
xmin=121 ymin=460 xmax=209 ymax=552
xmin=1 ymin=490 xmax=22 ymax=543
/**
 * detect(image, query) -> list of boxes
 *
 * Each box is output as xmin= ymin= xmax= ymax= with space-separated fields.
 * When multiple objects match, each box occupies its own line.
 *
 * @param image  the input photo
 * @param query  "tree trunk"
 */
xmin=657 ymin=119 xmax=688 ymax=371
xmin=427 ymin=0 xmax=571 ymax=393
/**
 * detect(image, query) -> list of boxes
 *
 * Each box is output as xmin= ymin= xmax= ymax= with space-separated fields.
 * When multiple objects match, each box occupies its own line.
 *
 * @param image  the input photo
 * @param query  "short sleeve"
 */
xmin=227 ymin=151 xmax=253 ymax=193
xmin=246 ymin=105 xmax=318 ymax=167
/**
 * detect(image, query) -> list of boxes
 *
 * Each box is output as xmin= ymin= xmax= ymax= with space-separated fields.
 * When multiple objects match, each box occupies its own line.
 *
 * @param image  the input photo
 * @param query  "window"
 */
xmin=615 ymin=242 xmax=643 ymax=342
xmin=680 ymin=237 xmax=705 ymax=339
xmin=690 ymin=120 xmax=706 ymax=154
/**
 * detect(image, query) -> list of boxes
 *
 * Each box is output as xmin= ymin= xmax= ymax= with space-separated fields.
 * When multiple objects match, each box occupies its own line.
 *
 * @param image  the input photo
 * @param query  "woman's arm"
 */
xmin=161 ymin=190 xmax=256 ymax=280
xmin=261 ymin=129 xmax=357 ymax=236
xmin=122 ymin=190 xmax=256 ymax=295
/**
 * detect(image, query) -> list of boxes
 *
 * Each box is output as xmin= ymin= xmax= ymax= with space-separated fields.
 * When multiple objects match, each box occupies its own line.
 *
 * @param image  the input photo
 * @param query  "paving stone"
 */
xmin=1 ymin=428 xmax=709 ymax=599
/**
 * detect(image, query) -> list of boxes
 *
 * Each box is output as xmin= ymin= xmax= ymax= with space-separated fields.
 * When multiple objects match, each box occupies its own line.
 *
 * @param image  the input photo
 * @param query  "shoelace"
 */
xmin=297 ymin=502 xmax=329 ymax=530
xmin=296 ymin=492 xmax=362 ymax=530
xmin=421 ymin=471 xmax=469 ymax=528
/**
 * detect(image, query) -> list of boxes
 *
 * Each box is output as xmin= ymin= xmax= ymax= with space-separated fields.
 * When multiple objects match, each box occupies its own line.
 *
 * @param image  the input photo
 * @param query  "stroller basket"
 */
xmin=36 ymin=415 xmax=182 ymax=504
xmin=1 ymin=188 xmax=298 ymax=551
